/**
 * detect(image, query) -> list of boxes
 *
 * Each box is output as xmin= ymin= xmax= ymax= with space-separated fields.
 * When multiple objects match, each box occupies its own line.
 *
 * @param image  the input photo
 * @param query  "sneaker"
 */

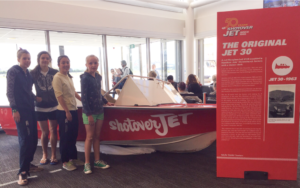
xmin=63 ymin=161 xmax=77 ymax=171
xmin=29 ymin=164 xmax=43 ymax=173
xmin=72 ymin=159 xmax=84 ymax=166
xmin=94 ymin=160 xmax=110 ymax=169
xmin=83 ymin=163 xmax=92 ymax=174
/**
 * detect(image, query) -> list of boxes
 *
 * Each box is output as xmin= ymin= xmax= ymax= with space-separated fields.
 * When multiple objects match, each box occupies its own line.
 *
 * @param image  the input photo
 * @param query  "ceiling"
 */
xmin=42 ymin=0 xmax=186 ymax=13
xmin=0 ymin=28 xmax=162 ymax=47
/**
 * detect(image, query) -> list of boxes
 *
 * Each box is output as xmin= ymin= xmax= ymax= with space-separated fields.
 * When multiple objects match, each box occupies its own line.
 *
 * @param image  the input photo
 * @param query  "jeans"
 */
xmin=118 ymin=79 xmax=126 ymax=89
xmin=16 ymin=109 xmax=38 ymax=175
xmin=57 ymin=110 xmax=78 ymax=163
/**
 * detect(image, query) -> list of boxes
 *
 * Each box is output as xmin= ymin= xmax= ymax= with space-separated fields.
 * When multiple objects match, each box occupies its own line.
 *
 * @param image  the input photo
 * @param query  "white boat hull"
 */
xmin=100 ymin=131 xmax=216 ymax=153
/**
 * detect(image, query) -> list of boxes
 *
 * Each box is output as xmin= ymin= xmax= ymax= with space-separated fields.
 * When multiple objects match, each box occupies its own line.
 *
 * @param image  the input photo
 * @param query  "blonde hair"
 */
xmin=85 ymin=55 xmax=100 ymax=75
xmin=148 ymin=71 xmax=157 ymax=78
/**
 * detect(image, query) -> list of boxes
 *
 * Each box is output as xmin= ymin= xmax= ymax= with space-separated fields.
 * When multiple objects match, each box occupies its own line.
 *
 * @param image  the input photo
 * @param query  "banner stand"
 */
xmin=217 ymin=7 xmax=300 ymax=180
xmin=244 ymin=171 xmax=268 ymax=180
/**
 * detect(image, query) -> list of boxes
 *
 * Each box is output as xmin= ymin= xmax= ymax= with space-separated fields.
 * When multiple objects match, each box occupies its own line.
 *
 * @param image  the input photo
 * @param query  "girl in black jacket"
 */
xmin=80 ymin=55 xmax=113 ymax=174
xmin=6 ymin=49 xmax=42 ymax=186
xmin=30 ymin=51 xmax=59 ymax=166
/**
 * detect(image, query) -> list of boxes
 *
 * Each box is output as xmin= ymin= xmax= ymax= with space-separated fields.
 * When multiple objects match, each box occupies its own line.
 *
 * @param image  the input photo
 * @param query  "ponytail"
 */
xmin=17 ymin=48 xmax=30 ymax=60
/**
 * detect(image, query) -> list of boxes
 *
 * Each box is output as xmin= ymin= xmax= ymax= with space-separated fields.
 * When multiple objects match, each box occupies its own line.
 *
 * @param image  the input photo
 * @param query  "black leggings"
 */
xmin=57 ymin=110 xmax=79 ymax=163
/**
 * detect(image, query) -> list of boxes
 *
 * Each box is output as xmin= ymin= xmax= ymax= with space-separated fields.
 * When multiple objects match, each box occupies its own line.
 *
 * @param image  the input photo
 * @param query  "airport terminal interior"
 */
xmin=1 ymin=0 xmax=300 ymax=187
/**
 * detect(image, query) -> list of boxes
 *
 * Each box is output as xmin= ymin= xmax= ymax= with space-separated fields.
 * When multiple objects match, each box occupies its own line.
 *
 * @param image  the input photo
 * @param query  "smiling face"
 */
xmin=39 ymin=53 xmax=51 ymax=69
xmin=18 ymin=53 xmax=31 ymax=69
xmin=86 ymin=56 xmax=99 ymax=74
xmin=58 ymin=57 xmax=70 ymax=74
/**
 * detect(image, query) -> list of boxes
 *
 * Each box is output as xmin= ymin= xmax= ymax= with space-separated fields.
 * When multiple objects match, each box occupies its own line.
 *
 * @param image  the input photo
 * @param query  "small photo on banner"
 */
xmin=268 ymin=84 xmax=295 ymax=124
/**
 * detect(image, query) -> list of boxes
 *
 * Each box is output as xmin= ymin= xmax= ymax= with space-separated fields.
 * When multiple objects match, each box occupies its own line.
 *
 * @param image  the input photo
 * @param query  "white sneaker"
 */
xmin=63 ymin=161 xmax=77 ymax=171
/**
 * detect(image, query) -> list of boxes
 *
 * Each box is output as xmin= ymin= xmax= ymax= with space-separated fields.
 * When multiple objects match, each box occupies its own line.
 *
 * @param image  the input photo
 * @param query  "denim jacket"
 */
xmin=80 ymin=72 xmax=108 ymax=116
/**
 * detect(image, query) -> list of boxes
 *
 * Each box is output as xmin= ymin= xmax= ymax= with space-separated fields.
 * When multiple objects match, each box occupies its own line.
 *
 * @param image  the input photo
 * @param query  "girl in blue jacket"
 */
xmin=6 ymin=49 xmax=43 ymax=186
xmin=80 ymin=55 xmax=113 ymax=174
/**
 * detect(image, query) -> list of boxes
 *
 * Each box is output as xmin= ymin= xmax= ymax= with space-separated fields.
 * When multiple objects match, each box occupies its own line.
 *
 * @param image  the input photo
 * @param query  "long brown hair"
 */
xmin=57 ymin=55 xmax=72 ymax=78
xmin=186 ymin=74 xmax=197 ymax=85
xmin=31 ymin=51 xmax=52 ymax=80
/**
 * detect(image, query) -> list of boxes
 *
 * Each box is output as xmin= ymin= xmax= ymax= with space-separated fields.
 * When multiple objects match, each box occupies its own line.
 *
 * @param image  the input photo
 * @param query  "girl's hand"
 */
xmin=13 ymin=111 xmax=20 ymax=123
xmin=36 ymin=97 xmax=42 ymax=102
xmin=88 ymin=115 xmax=95 ymax=126
xmin=106 ymin=102 xmax=114 ymax=106
xmin=66 ymin=111 xmax=72 ymax=122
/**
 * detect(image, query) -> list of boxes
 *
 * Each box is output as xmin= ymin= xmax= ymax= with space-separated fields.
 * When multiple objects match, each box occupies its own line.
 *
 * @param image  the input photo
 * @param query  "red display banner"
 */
xmin=217 ymin=7 xmax=300 ymax=180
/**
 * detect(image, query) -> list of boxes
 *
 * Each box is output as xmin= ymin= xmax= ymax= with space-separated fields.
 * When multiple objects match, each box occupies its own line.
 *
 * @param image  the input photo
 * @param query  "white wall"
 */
xmin=0 ymin=1 xmax=185 ymax=39
xmin=194 ymin=0 xmax=263 ymax=39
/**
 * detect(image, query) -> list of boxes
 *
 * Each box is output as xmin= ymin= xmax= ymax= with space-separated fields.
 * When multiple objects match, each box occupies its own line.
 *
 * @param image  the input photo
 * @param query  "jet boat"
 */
xmin=0 ymin=75 xmax=216 ymax=153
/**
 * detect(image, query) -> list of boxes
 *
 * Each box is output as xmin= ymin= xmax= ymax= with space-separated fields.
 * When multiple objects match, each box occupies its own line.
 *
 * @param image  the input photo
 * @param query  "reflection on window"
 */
xmin=166 ymin=41 xmax=176 ymax=81
xmin=49 ymin=32 xmax=103 ymax=92
xmin=0 ymin=28 xmax=46 ymax=105
xmin=141 ymin=44 xmax=147 ymax=77
xmin=151 ymin=39 xmax=179 ymax=82
xmin=107 ymin=36 xmax=146 ymax=91
xmin=204 ymin=37 xmax=216 ymax=85
xmin=150 ymin=39 xmax=161 ymax=79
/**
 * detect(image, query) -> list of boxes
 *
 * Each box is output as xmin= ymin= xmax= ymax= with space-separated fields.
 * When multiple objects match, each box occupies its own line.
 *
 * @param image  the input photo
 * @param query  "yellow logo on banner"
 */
xmin=225 ymin=18 xmax=238 ymax=28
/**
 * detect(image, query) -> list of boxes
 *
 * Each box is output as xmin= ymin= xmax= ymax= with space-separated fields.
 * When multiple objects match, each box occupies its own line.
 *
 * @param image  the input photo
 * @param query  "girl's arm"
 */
xmin=75 ymin=92 xmax=81 ymax=101
xmin=80 ymin=78 xmax=92 ymax=116
xmin=6 ymin=69 xmax=20 ymax=122
xmin=57 ymin=96 xmax=72 ymax=122
xmin=6 ymin=69 xmax=18 ymax=111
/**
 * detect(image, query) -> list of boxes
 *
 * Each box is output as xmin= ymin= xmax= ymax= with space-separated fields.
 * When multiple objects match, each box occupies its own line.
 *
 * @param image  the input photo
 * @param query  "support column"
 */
xmin=146 ymin=38 xmax=151 ymax=74
xmin=45 ymin=31 xmax=51 ymax=67
xmin=59 ymin=46 xmax=64 ymax=55
xmin=185 ymin=0 xmax=194 ymax=78
xmin=175 ymin=40 xmax=183 ymax=82
xmin=129 ymin=47 xmax=133 ymax=70
xmin=121 ymin=47 xmax=123 ymax=60
xmin=102 ymin=35 xmax=109 ymax=92
xmin=139 ymin=44 xmax=143 ymax=77
xmin=197 ymin=39 xmax=205 ymax=85
xmin=162 ymin=40 xmax=167 ymax=81
xmin=98 ymin=47 xmax=103 ymax=77
xmin=160 ymin=40 xmax=164 ymax=80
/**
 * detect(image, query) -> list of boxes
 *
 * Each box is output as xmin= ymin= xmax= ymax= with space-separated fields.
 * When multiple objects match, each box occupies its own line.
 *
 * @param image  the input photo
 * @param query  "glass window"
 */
xmin=150 ymin=39 xmax=161 ymax=79
xmin=0 ymin=28 xmax=47 ymax=105
xmin=107 ymin=36 xmax=146 ymax=90
xmin=49 ymin=32 xmax=103 ymax=92
xmin=166 ymin=41 xmax=176 ymax=81
xmin=151 ymin=39 xmax=179 ymax=82
xmin=204 ymin=37 xmax=216 ymax=85
xmin=141 ymin=44 xmax=147 ymax=77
